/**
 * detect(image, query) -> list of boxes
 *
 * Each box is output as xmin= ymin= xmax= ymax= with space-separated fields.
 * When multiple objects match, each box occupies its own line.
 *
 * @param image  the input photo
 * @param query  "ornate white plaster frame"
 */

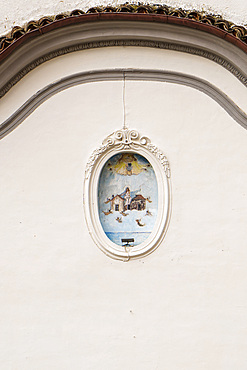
xmin=83 ymin=128 xmax=171 ymax=261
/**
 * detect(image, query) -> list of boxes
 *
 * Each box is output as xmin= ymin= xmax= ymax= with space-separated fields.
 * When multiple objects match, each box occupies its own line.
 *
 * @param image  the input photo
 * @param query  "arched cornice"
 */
xmin=1 ymin=4 xmax=247 ymax=58
xmin=0 ymin=5 xmax=247 ymax=98
xmin=1 ymin=69 xmax=246 ymax=140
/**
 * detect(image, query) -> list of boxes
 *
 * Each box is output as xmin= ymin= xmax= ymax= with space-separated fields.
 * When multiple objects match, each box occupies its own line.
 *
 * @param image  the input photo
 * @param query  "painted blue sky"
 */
xmin=98 ymin=153 xmax=158 ymax=236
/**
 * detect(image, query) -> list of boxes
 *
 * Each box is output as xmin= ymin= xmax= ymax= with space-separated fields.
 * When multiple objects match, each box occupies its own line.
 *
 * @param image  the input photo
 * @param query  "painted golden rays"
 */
xmin=108 ymin=153 xmax=148 ymax=176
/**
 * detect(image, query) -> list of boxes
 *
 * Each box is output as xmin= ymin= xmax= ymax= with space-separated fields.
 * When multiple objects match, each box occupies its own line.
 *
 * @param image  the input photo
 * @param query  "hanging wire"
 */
xmin=123 ymin=72 xmax=127 ymax=130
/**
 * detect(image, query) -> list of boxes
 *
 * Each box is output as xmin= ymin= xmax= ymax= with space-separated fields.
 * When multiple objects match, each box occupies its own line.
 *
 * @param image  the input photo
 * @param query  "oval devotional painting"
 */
xmin=98 ymin=152 xmax=158 ymax=246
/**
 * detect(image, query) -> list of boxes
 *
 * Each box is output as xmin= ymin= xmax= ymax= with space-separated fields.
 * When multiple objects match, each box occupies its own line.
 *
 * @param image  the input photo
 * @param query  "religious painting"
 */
xmin=84 ymin=128 xmax=170 ymax=260
xmin=98 ymin=152 xmax=158 ymax=246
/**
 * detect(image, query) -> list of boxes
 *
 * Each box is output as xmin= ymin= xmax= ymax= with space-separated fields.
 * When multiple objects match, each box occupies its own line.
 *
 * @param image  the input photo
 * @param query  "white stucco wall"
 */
xmin=0 ymin=0 xmax=247 ymax=35
xmin=1 ymin=0 xmax=247 ymax=366
xmin=0 ymin=39 xmax=247 ymax=368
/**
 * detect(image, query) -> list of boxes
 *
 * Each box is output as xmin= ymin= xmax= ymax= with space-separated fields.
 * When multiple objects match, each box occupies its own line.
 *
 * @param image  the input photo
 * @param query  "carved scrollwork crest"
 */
xmin=85 ymin=128 xmax=170 ymax=179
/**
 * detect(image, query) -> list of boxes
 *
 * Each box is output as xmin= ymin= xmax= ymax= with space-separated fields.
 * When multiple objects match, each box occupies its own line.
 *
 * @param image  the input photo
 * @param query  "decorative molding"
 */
xmin=0 ymin=38 xmax=247 ymax=98
xmin=146 ymin=142 xmax=170 ymax=179
xmin=85 ymin=128 xmax=170 ymax=179
xmin=1 ymin=4 xmax=247 ymax=56
xmin=1 ymin=69 xmax=247 ymax=141
xmin=83 ymin=127 xmax=171 ymax=261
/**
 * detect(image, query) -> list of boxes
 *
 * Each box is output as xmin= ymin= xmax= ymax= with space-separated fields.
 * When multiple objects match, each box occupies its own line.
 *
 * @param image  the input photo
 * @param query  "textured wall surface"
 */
xmin=0 ymin=41 xmax=247 ymax=369
xmin=0 ymin=0 xmax=247 ymax=35
xmin=1 ymin=2 xmax=247 ymax=368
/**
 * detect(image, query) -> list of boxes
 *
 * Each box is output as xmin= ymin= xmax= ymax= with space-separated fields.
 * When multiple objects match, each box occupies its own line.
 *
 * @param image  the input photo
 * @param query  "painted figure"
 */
xmin=113 ymin=153 xmax=147 ymax=176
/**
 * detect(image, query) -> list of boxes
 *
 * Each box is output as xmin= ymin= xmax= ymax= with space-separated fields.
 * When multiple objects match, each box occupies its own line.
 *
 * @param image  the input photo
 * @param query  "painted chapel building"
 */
xmin=106 ymin=187 xmax=148 ymax=212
